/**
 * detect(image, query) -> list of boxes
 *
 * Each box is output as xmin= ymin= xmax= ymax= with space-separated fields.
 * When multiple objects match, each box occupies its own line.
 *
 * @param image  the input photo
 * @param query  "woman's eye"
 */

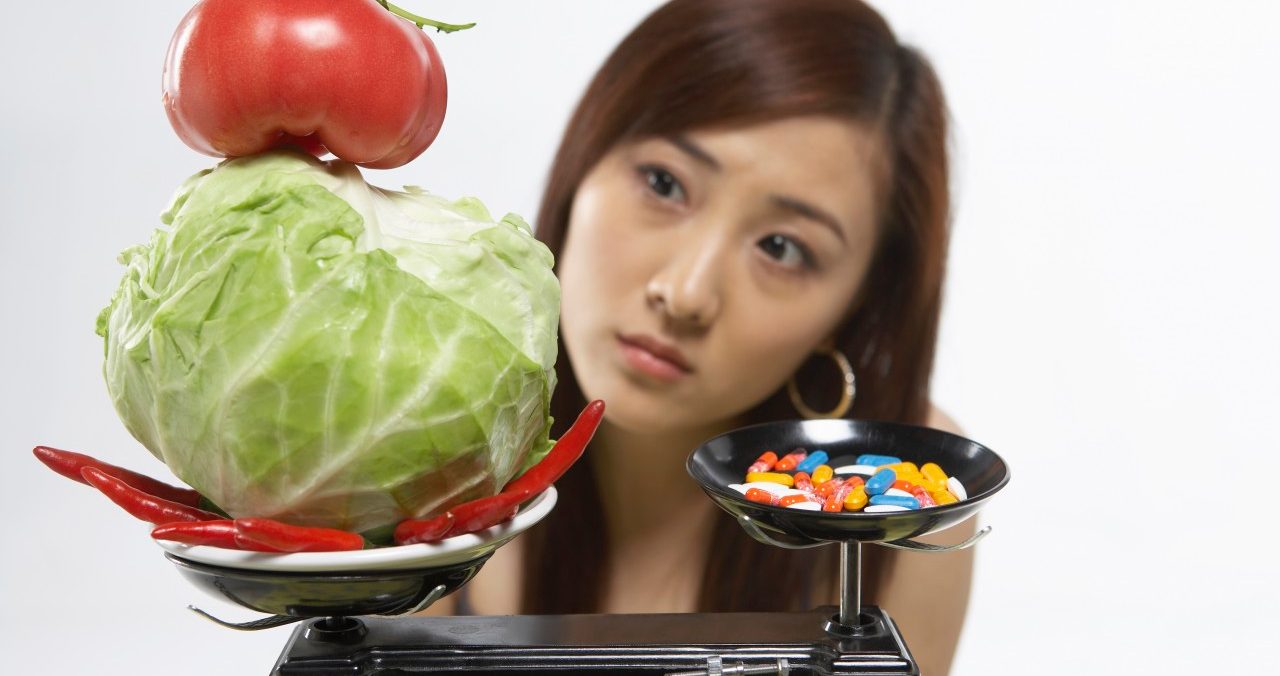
xmin=758 ymin=234 xmax=815 ymax=270
xmin=638 ymin=165 xmax=686 ymax=202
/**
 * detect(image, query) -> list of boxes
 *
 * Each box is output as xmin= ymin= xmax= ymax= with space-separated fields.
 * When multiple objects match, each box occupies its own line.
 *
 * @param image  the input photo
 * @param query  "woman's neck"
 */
xmin=590 ymin=418 xmax=732 ymax=548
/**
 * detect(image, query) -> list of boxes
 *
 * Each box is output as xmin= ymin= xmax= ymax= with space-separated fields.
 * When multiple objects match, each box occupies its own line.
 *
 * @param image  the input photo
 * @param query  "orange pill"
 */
xmin=780 ymin=493 xmax=813 ymax=507
xmin=745 ymin=488 xmax=778 ymax=505
xmin=775 ymin=451 xmax=807 ymax=471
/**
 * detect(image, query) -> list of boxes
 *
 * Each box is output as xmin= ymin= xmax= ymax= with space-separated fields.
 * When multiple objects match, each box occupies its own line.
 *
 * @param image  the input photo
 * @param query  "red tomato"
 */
xmin=162 ymin=0 xmax=447 ymax=169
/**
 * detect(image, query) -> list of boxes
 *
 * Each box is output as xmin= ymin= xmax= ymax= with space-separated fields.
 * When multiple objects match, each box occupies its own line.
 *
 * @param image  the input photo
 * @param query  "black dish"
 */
xmin=166 ymin=552 xmax=490 ymax=618
xmin=687 ymin=419 xmax=1010 ymax=545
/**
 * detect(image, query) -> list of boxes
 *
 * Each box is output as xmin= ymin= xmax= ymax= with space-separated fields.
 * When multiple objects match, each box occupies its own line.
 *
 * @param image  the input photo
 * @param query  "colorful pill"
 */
xmin=747 ymin=451 xmax=778 ymax=474
xmin=834 ymin=464 xmax=879 ymax=476
xmin=869 ymin=494 xmax=920 ymax=510
xmin=842 ymin=475 xmax=866 ymax=489
xmin=780 ymin=493 xmax=815 ymax=507
xmin=745 ymin=472 xmax=794 ymax=487
xmin=741 ymin=481 xmax=791 ymax=496
xmin=745 ymin=488 xmax=778 ymax=505
xmin=728 ymin=483 xmax=747 ymax=495
xmin=815 ymin=477 xmax=846 ymax=499
xmin=864 ymin=468 xmax=896 ymax=496
xmin=811 ymin=465 xmax=834 ymax=485
xmin=885 ymin=487 xmax=913 ymax=499
xmin=947 ymin=476 xmax=968 ymax=501
xmin=787 ymin=501 xmax=822 ymax=511
xmin=774 ymin=450 xmax=808 ymax=471
xmin=793 ymin=472 xmax=814 ymax=492
xmin=795 ymin=450 xmax=829 ymax=474
xmin=856 ymin=454 xmax=901 ymax=466
xmin=892 ymin=479 xmax=918 ymax=492
xmin=910 ymin=486 xmax=936 ymax=507
xmin=823 ymin=481 xmax=854 ymax=512
xmin=880 ymin=462 xmax=920 ymax=476
xmin=865 ymin=504 xmax=910 ymax=513
xmin=931 ymin=490 xmax=958 ymax=505
xmin=920 ymin=463 xmax=948 ymax=490
xmin=843 ymin=485 xmax=868 ymax=511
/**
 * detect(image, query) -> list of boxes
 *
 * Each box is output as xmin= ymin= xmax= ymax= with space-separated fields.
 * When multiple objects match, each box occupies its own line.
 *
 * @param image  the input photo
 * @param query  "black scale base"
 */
xmin=272 ymin=606 xmax=917 ymax=675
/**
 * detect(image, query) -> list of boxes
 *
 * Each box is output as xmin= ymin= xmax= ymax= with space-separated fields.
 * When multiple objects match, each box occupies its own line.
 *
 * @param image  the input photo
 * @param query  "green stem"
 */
xmin=377 ymin=1 xmax=476 ymax=33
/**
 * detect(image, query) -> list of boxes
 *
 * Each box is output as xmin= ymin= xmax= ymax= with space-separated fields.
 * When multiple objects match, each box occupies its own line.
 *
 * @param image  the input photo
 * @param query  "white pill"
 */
xmin=786 ymin=501 xmax=822 ymax=511
xmin=741 ymin=481 xmax=792 ymax=496
xmin=834 ymin=464 xmax=879 ymax=476
xmin=865 ymin=504 xmax=910 ymax=513
xmin=728 ymin=484 xmax=747 ymax=495
xmin=779 ymin=489 xmax=808 ymax=498
xmin=885 ymin=488 xmax=913 ymax=498
xmin=947 ymin=477 xmax=968 ymax=501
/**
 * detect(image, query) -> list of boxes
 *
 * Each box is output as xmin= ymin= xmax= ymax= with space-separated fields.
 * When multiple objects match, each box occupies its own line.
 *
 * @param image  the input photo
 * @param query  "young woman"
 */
xmin=429 ymin=0 xmax=975 ymax=672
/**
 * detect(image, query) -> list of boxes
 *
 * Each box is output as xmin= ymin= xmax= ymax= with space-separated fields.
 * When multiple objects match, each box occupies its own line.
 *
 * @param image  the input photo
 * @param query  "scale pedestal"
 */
xmin=272 ymin=606 xmax=916 ymax=675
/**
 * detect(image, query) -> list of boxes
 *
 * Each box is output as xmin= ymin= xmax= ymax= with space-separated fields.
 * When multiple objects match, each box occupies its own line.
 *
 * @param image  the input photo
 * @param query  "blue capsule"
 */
xmin=795 ymin=450 xmax=829 ymax=474
xmin=869 ymin=494 xmax=920 ymax=510
xmin=864 ymin=468 xmax=896 ymax=496
xmin=855 ymin=454 xmax=901 ymax=467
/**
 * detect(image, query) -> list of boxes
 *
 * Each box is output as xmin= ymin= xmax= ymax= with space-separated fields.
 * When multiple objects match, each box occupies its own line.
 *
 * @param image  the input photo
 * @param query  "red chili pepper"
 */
xmin=502 ymin=400 xmax=605 ymax=496
xmin=81 ymin=467 xmax=221 ymax=524
xmin=393 ymin=512 xmax=456 ymax=546
xmin=33 ymin=445 xmax=203 ymax=507
xmin=151 ymin=520 xmax=283 ymax=552
xmin=443 ymin=487 xmax=533 ymax=538
xmin=233 ymin=518 xmax=365 ymax=553
xmin=398 ymin=400 xmax=606 ymax=543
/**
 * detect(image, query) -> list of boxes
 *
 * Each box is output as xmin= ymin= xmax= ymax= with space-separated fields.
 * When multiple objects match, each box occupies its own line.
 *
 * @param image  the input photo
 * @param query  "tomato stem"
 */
xmin=377 ymin=1 xmax=476 ymax=33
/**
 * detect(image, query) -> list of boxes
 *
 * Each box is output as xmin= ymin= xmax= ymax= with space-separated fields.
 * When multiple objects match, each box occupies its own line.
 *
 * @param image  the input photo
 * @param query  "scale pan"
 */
xmin=160 ymin=487 xmax=556 ymax=618
xmin=687 ymin=420 xmax=1009 ymax=545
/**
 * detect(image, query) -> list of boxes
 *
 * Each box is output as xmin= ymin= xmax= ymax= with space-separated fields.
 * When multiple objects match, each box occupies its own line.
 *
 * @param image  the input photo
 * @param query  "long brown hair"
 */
xmin=522 ymin=0 xmax=951 ymax=614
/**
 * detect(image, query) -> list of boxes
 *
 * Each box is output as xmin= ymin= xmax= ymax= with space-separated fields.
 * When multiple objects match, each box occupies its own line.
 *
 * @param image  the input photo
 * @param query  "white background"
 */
xmin=1 ymin=1 xmax=1276 ymax=673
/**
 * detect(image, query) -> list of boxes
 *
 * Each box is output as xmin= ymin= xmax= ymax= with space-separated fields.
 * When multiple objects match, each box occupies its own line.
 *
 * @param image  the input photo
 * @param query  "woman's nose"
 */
xmin=644 ymin=239 xmax=724 ymax=328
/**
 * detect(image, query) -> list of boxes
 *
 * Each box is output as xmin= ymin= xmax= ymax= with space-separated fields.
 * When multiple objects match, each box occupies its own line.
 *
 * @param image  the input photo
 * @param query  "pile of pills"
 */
xmin=728 ymin=450 xmax=967 ymax=513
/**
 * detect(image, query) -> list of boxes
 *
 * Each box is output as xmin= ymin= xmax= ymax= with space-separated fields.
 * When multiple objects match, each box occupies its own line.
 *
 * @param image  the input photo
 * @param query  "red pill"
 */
xmin=844 ymin=476 xmax=866 ymax=490
xmin=793 ymin=472 xmax=814 ymax=492
xmin=892 ymin=479 xmax=918 ymax=493
xmin=815 ymin=477 xmax=846 ymax=499
xmin=780 ymin=493 xmax=813 ymax=507
xmin=775 ymin=451 xmax=808 ymax=472
xmin=823 ymin=482 xmax=855 ymax=512
xmin=910 ymin=486 xmax=936 ymax=507
xmin=745 ymin=487 xmax=779 ymax=505
xmin=747 ymin=451 xmax=778 ymax=474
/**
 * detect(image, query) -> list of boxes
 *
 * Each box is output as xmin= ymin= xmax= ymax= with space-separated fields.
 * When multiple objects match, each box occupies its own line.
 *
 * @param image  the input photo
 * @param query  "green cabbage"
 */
xmin=96 ymin=151 xmax=559 ymax=534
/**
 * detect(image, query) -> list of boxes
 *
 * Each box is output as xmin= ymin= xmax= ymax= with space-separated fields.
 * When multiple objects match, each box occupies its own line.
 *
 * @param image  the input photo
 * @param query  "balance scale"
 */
xmin=158 ymin=419 xmax=1009 ymax=675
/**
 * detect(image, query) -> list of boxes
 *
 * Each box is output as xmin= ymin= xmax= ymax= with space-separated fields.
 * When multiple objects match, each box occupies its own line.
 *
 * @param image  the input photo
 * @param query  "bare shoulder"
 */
xmin=925 ymin=404 xmax=963 ymax=435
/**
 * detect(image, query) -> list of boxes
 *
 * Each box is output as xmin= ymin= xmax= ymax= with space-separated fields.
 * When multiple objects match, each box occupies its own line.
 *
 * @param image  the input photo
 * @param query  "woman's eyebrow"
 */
xmin=670 ymin=135 xmax=721 ymax=170
xmin=771 ymin=195 xmax=848 ymax=245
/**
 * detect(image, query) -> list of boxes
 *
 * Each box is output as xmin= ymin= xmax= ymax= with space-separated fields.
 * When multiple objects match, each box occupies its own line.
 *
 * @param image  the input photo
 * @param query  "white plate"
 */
xmin=154 ymin=487 xmax=557 ymax=573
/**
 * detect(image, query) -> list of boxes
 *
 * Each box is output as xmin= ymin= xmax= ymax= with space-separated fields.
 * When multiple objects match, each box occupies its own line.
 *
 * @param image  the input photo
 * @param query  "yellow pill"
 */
xmin=920 ymin=463 xmax=948 ymax=492
xmin=930 ymin=490 xmax=958 ymax=505
xmin=844 ymin=485 xmax=868 ymax=511
xmin=745 ymin=472 xmax=794 ymax=487
xmin=880 ymin=462 xmax=920 ymax=476
xmin=811 ymin=465 xmax=834 ymax=485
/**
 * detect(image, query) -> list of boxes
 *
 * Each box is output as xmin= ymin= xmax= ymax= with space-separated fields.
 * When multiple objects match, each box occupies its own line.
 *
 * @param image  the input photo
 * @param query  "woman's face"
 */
xmin=559 ymin=116 xmax=884 ymax=433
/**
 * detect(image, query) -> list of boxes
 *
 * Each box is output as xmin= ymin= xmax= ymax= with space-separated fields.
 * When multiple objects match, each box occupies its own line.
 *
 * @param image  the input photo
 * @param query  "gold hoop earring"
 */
xmin=787 ymin=346 xmax=856 ymax=419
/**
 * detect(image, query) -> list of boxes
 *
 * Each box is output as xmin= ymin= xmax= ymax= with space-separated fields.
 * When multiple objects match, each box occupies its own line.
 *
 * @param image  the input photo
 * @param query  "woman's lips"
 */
xmin=617 ymin=333 xmax=693 ymax=382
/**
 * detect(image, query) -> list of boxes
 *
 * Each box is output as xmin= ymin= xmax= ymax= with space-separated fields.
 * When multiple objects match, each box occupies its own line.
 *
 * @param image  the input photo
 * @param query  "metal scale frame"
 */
xmin=171 ymin=419 xmax=1009 ymax=676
